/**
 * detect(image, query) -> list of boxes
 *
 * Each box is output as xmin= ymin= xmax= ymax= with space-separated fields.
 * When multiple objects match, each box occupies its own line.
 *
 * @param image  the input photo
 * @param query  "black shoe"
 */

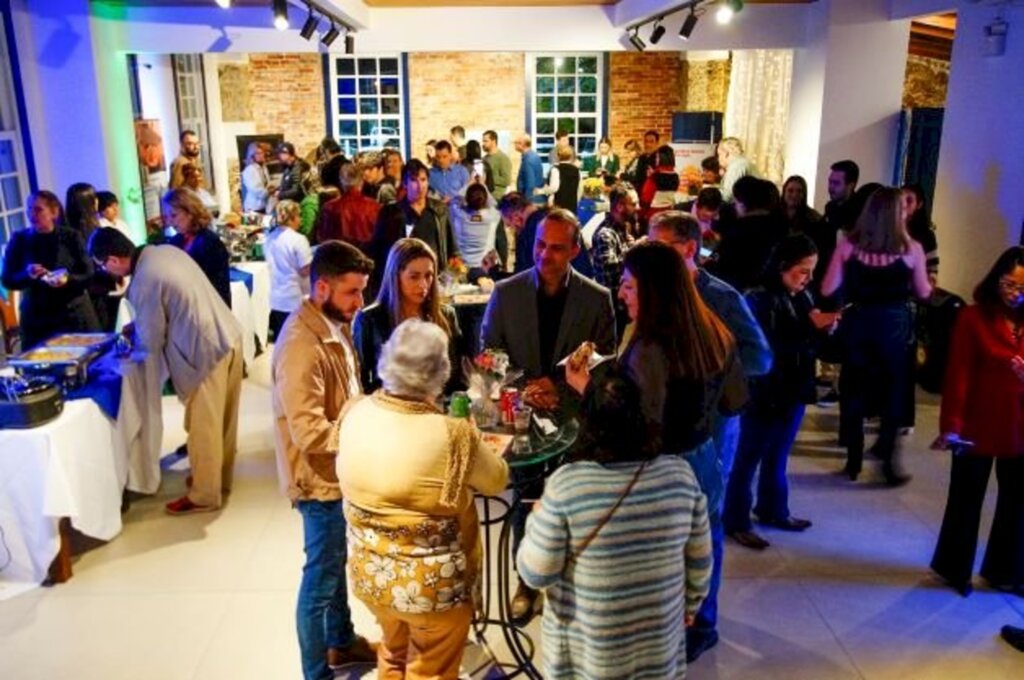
xmin=510 ymin=580 xmax=540 ymax=627
xmin=686 ymin=629 xmax=719 ymax=663
xmin=760 ymin=517 xmax=812 ymax=532
xmin=933 ymin=570 xmax=973 ymax=597
xmin=843 ymin=462 xmax=861 ymax=481
xmin=1001 ymin=625 xmax=1024 ymax=652
xmin=728 ymin=530 xmax=770 ymax=550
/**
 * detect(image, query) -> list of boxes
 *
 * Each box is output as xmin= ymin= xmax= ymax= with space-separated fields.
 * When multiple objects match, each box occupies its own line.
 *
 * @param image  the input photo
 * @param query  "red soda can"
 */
xmin=500 ymin=387 xmax=519 ymax=425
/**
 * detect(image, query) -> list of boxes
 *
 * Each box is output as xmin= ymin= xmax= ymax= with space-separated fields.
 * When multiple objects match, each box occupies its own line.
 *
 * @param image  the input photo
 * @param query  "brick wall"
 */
xmin=248 ymin=53 xmax=326 ymax=159
xmin=407 ymin=53 xmax=526 ymax=172
xmin=607 ymin=52 xmax=684 ymax=149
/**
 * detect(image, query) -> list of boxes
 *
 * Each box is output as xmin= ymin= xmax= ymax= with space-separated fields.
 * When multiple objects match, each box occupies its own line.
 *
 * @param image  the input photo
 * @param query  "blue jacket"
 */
xmin=696 ymin=268 xmax=772 ymax=377
xmin=517 ymin=150 xmax=546 ymax=204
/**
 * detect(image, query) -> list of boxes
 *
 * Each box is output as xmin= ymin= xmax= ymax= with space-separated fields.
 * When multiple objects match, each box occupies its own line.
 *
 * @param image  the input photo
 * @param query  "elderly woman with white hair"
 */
xmin=337 ymin=318 xmax=509 ymax=680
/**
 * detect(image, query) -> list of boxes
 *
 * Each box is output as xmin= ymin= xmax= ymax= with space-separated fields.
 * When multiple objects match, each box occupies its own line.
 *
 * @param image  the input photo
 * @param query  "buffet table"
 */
xmin=0 ymin=353 xmax=161 ymax=600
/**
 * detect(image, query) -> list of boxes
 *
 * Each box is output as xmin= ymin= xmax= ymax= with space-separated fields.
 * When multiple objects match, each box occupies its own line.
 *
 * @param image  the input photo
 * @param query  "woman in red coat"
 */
xmin=931 ymin=246 xmax=1024 ymax=596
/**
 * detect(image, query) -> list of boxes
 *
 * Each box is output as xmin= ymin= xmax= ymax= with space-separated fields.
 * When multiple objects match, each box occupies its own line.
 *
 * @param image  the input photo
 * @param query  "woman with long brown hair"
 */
xmin=822 ymin=186 xmax=932 ymax=485
xmin=353 ymin=237 xmax=464 ymax=393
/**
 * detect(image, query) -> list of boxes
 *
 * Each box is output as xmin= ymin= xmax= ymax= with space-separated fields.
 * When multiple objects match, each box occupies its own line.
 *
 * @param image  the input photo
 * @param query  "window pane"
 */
xmin=557 ymin=118 xmax=575 ymax=134
xmin=0 ymin=141 xmax=15 ymax=174
xmin=2 ymin=177 xmax=21 ymax=212
xmin=536 ymin=77 xmax=554 ymax=95
xmin=578 ymin=56 xmax=598 ymax=74
xmin=579 ymin=96 xmax=597 ymax=113
xmin=382 ymin=118 xmax=400 ymax=131
xmin=556 ymin=57 xmax=576 ymax=75
xmin=579 ymin=76 xmax=598 ymax=94
xmin=380 ymin=58 xmax=399 ymax=75
xmin=357 ymin=58 xmax=377 ymax=75
xmin=337 ymin=58 xmax=355 ymax=76
xmin=579 ymin=118 xmax=596 ymax=135
xmin=360 ymin=120 xmax=377 ymax=136
xmin=557 ymin=97 xmax=574 ymax=113
xmin=337 ymin=78 xmax=356 ymax=96
xmin=557 ymin=77 xmax=575 ymax=94
xmin=381 ymin=98 xmax=400 ymax=115
xmin=380 ymin=78 xmax=399 ymax=96
xmin=536 ymin=118 xmax=555 ymax=135
xmin=578 ymin=137 xmax=597 ymax=155
xmin=8 ymin=210 xmax=26 ymax=234
xmin=339 ymin=120 xmax=357 ymax=137
xmin=359 ymin=99 xmax=379 ymax=114
xmin=340 ymin=138 xmax=359 ymax=157
xmin=536 ymin=96 xmax=554 ymax=114
xmin=339 ymin=97 xmax=356 ymax=114
xmin=536 ymin=57 xmax=554 ymax=74
xmin=359 ymin=78 xmax=378 ymax=95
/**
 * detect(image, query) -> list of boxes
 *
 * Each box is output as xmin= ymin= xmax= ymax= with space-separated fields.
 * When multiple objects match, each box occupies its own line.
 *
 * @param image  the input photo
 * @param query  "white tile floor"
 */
xmin=2 ymin=355 xmax=1023 ymax=679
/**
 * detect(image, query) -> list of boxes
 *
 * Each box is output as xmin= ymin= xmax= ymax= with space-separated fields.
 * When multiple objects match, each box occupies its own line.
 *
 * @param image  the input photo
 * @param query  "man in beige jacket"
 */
xmin=88 ymin=228 xmax=243 ymax=516
xmin=271 ymin=240 xmax=376 ymax=679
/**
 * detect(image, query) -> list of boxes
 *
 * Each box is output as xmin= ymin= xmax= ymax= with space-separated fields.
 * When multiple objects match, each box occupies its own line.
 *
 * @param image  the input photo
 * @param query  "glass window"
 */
xmin=172 ymin=54 xmax=213 ymax=192
xmin=529 ymin=53 xmax=604 ymax=173
xmin=328 ymin=55 xmax=407 ymax=157
xmin=0 ymin=21 xmax=32 ymax=249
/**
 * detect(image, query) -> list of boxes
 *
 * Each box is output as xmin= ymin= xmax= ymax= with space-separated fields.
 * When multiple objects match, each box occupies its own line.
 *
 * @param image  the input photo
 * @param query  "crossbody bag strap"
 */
xmin=569 ymin=462 xmax=647 ymax=562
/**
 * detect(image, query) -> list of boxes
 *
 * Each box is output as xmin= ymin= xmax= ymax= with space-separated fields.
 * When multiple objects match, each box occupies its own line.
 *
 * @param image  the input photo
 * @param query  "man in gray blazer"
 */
xmin=481 ymin=208 xmax=615 ymax=399
xmin=480 ymin=207 xmax=615 ymax=625
xmin=89 ymin=228 xmax=243 ymax=516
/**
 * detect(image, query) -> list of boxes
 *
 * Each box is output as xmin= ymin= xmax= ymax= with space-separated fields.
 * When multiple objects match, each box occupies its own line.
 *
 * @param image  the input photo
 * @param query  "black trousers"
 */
xmin=838 ymin=304 xmax=913 ymax=472
xmin=932 ymin=454 xmax=1024 ymax=587
xmin=269 ymin=310 xmax=290 ymax=342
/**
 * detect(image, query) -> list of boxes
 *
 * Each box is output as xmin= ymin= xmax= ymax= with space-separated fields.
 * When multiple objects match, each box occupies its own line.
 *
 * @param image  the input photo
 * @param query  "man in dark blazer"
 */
xmin=480 ymin=206 xmax=615 ymax=624
xmin=481 ymin=208 xmax=615 ymax=391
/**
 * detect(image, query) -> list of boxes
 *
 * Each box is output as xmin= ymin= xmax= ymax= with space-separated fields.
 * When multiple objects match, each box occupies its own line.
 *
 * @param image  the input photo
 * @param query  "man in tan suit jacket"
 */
xmin=271 ymin=241 xmax=377 ymax=679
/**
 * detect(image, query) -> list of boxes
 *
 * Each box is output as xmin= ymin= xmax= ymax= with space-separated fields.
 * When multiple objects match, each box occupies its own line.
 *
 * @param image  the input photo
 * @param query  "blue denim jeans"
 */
xmin=296 ymin=500 xmax=355 ymax=680
xmin=724 ymin=404 xmax=806 ymax=532
xmin=683 ymin=438 xmax=724 ymax=638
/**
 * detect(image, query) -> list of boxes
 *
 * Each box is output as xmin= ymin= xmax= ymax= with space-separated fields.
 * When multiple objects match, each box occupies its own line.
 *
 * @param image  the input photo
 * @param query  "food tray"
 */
xmin=43 ymin=332 xmax=118 ymax=354
xmin=12 ymin=346 xmax=90 ymax=365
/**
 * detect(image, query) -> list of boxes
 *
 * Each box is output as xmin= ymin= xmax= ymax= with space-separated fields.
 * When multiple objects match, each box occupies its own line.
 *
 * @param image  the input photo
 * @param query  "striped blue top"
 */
xmin=516 ymin=455 xmax=712 ymax=679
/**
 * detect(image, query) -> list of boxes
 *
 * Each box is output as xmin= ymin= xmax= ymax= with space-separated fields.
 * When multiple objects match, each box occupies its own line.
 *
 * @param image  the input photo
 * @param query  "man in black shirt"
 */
xmin=497 ymin=192 xmax=594 ymax=278
xmin=708 ymin=176 xmax=787 ymax=292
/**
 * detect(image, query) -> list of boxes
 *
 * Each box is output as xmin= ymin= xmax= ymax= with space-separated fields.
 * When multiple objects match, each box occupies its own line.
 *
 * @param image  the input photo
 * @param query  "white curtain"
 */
xmin=724 ymin=49 xmax=794 ymax=186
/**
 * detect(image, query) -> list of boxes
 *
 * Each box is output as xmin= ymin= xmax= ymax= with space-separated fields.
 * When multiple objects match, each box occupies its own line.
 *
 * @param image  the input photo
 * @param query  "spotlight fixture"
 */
xmin=716 ymin=5 xmax=734 ymax=24
xmin=272 ymin=0 xmax=289 ymax=31
xmin=215 ymin=0 xmax=231 ymax=8
xmin=628 ymin=28 xmax=646 ymax=51
xmin=650 ymin=19 xmax=666 ymax=45
xmin=679 ymin=9 xmax=699 ymax=40
xmin=344 ymin=32 xmax=355 ymax=55
xmin=322 ymin=21 xmax=340 ymax=46
xmin=300 ymin=7 xmax=319 ymax=40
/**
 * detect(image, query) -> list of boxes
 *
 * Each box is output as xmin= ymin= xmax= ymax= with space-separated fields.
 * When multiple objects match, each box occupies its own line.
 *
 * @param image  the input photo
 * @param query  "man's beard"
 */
xmin=185 ymin=148 xmax=200 ymax=158
xmin=322 ymin=298 xmax=352 ymax=324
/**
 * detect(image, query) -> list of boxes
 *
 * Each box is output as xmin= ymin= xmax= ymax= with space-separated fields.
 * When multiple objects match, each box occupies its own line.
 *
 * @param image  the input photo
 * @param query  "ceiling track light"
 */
xmin=300 ymin=6 xmax=319 ymax=40
xmin=272 ymin=0 xmax=289 ymax=31
xmin=650 ymin=18 xmax=666 ymax=45
xmin=345 ymin=32 xmax=355 ymax=54
xmin=680 ymin=8 xmax=699 ymax=40
xmin=322 ymin=21 xmax=341 ymax=46
xmin=628 ymin=28 xmax=646 ymax=51
xmin=215 ymin=0 xmax=231 ymax=8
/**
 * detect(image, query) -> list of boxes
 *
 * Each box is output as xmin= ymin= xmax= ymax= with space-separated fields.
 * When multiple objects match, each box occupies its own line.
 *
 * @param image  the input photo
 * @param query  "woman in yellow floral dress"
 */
xmin=337 ymin=318 xmax=509 ymax=680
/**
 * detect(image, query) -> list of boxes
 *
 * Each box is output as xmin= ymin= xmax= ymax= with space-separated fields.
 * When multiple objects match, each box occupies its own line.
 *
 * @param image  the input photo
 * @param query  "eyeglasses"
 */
xmin=999 ymin=279 xmax=1024 ymax=295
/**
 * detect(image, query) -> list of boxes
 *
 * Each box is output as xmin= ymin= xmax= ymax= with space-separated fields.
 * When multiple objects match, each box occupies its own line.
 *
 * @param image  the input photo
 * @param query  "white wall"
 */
xmin=932 ymin=3 xmax=1024 ymax=297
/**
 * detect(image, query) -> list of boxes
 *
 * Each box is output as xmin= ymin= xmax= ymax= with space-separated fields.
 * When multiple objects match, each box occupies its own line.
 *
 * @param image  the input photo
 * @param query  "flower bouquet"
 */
xmin=462 ymin=349 xmax=522 ymax=428
xmin=438 ymin=256 xmax=469 ymax=298
xmin=582 ymin=176 xmax=606 ymax=200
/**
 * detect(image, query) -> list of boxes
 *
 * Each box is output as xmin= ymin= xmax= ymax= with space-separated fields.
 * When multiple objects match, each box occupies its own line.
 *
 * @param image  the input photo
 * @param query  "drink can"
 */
xmin=500 ymin=387 xmax=519 ymax=425
xmin=450 ymin=391 xmax=471 ymax=419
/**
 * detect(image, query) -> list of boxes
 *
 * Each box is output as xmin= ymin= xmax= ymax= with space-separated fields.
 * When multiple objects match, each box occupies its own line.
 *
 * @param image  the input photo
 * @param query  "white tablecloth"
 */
xmin=0 ymin=357 xmax=160 ymax=600
xmin=233 ymin=261 xmax=270 ymax=347
xmin=230 ymin=281 xmax=257 ymax=368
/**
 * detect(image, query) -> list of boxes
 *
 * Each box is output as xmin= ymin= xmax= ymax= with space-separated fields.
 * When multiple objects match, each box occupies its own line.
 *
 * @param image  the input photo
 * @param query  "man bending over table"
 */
xmin=88 ymin=228 xmax=243 ymax=516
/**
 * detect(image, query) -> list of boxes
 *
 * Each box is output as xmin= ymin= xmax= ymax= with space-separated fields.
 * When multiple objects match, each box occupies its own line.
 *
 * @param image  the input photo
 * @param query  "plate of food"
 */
xmin=480 ymin=432 xmax=514 ymax=458
xmin=16 ymin=346 xmax=89 ymax=364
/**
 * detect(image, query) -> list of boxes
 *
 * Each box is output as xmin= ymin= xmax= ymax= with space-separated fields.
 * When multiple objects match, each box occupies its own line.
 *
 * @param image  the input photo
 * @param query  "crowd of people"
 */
xmin=3 ymin=123 xmax=1024 ymax=679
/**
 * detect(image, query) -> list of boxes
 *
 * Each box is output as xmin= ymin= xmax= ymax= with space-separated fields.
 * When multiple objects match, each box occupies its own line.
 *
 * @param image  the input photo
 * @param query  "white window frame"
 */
xmin=327 ymin=55 xmax=406 ymax=159
xmin=0 ymin=16 xmax=30 ymax=249
xmin=527 ymin=53 xmax=605 ymax=172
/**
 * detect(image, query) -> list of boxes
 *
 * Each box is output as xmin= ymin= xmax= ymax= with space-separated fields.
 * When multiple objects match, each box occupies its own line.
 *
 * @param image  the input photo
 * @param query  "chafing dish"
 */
xmin=0 ymin=374 xmax=63 ymax=429
xmin=9 ymin=332 xmax=117 ymax=389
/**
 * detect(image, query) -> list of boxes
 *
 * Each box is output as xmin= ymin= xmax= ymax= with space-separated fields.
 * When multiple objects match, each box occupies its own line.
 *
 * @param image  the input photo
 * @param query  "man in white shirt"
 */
xmin=271 ymin=240 xmax=377 ymax=679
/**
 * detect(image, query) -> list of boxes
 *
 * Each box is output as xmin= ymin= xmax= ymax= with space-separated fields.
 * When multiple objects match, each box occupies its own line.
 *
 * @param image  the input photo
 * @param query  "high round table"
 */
xmin=473 ymin=418 xmax=578 ymax=679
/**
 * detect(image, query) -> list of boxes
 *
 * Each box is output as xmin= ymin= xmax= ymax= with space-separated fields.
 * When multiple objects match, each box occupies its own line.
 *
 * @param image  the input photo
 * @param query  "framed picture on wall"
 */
xmin=135 ymin=119 xmax=166 ymax=175
xmin=236 ymin=134 xmax=285 ymax=176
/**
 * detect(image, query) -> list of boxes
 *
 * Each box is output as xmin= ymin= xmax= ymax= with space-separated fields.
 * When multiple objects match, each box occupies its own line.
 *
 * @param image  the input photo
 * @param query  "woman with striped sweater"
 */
xmin=517 ymin=373 xmax=712 ymax=679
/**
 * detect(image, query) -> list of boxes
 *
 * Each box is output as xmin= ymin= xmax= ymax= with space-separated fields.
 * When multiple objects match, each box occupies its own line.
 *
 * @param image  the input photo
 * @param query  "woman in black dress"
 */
xmin=1 ymin=190 xmax=100 ymax=348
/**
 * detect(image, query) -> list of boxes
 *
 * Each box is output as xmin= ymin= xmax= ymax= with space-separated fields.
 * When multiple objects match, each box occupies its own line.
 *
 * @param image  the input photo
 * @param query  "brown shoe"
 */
xmin=728 ymin=530 xmax=770 ymax=551
xmin=327 ymin=636 xmax=378 ymax=668
xmin=510 ymin=581 xmax=540 ymax=627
